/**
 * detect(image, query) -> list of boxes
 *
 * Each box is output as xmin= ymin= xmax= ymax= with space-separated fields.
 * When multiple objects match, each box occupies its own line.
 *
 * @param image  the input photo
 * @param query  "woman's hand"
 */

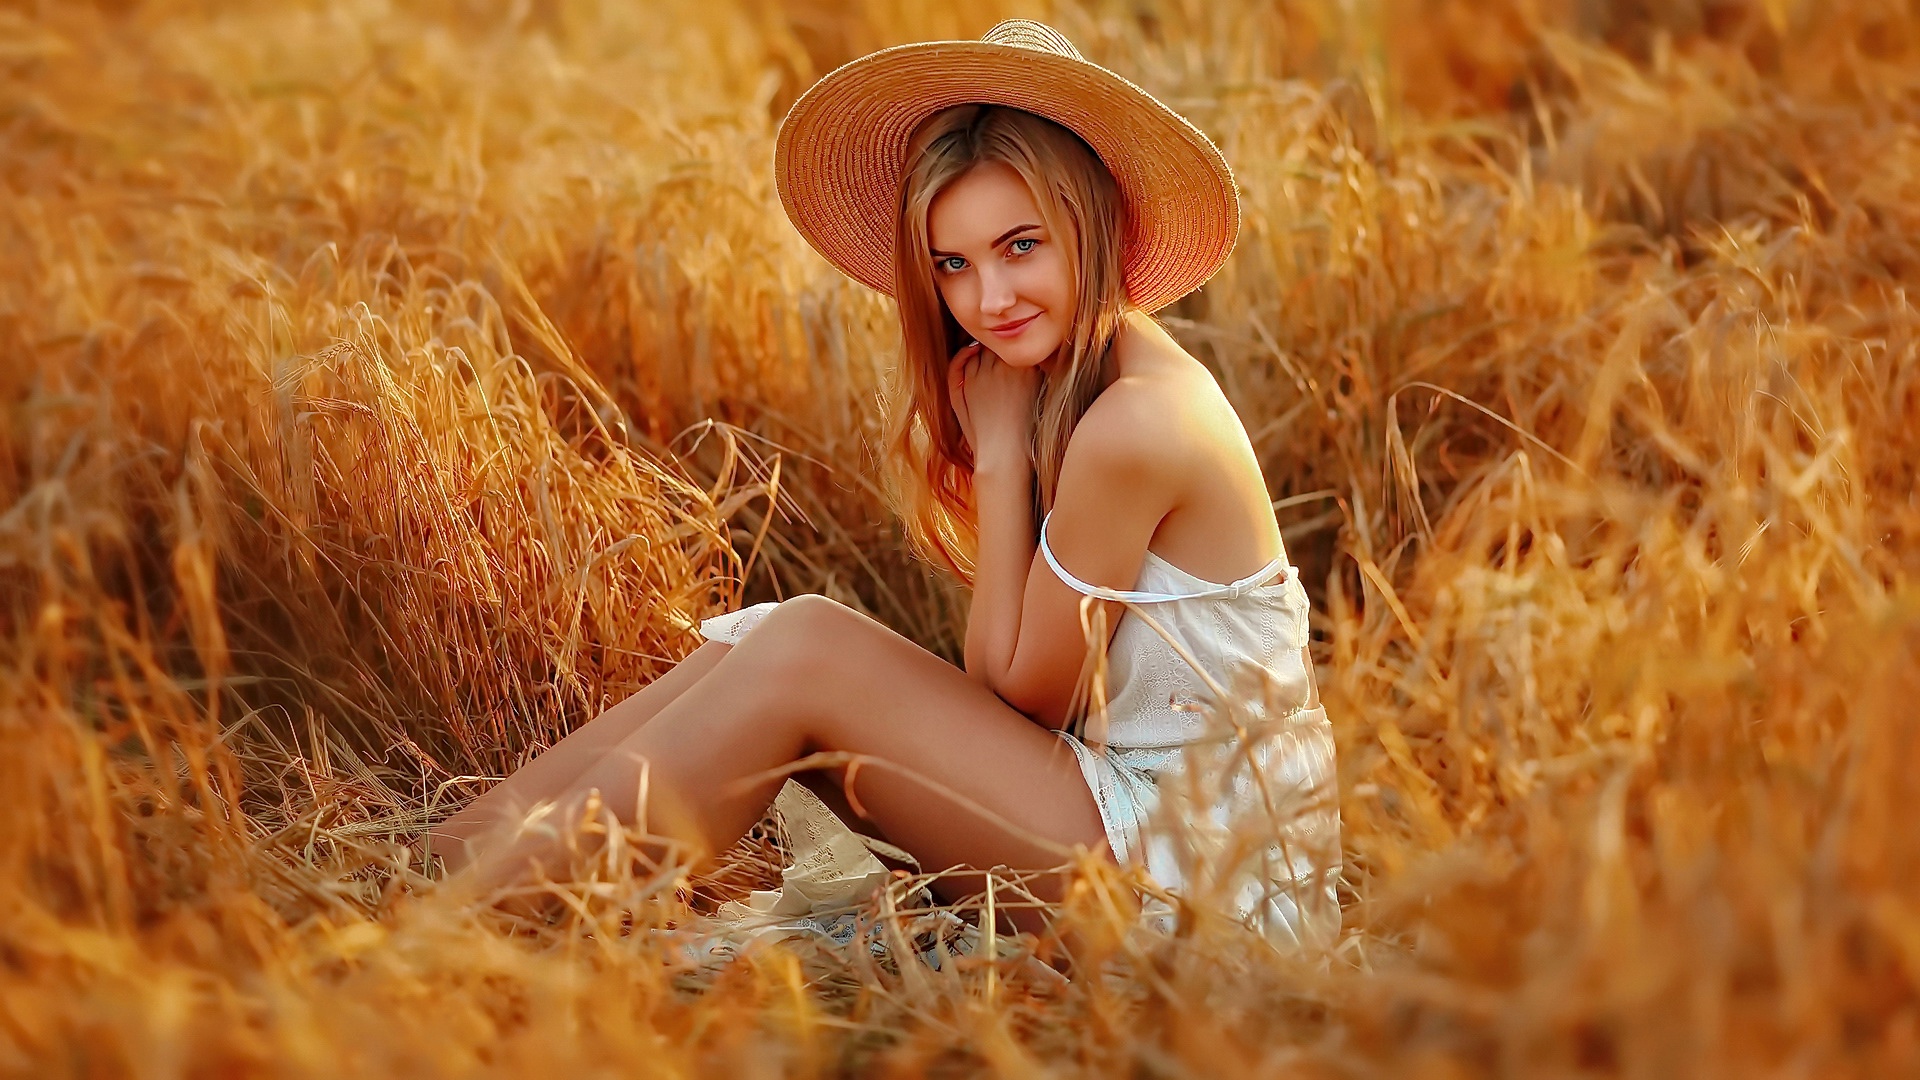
xmin=947 ymin=341 xmax=1039 ymax=473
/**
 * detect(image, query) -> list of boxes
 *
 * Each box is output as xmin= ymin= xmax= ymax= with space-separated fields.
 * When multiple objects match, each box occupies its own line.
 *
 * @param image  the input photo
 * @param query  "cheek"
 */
xmin=936 ymin=276 xmax=978 ymax=325
xmin=1032 ymin=250 xmax=1073 ymax=309
xmin=1032 ymin=250 xmax=1075 ymax=319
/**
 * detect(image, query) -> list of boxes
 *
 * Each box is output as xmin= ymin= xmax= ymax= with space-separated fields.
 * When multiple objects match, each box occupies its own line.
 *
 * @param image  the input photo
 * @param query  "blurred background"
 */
xmin=4 ymin=0 xmax=1919 ymax=1074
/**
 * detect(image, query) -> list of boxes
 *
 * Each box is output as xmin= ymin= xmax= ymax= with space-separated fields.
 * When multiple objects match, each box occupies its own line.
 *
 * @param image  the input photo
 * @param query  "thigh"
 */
xmin=753 ymin=597 xmax=1114 ymax=897
xmin=496 ymin=639 xmax=733 ymax=798
xmin=432 ymin=639 xmax=731 ymax=858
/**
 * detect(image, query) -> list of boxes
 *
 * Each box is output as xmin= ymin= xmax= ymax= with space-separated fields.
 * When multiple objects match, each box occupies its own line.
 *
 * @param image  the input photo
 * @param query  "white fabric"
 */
xmin=695 ymin=516 xmax=1342 ymax=952
xmin=1038 ymin=511 xmax=1341 ymax=951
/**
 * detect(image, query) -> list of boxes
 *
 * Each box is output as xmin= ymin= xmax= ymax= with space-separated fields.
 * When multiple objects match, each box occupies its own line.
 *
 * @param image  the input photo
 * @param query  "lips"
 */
xmin=986 ymin=312 xmax=1041 ymax=336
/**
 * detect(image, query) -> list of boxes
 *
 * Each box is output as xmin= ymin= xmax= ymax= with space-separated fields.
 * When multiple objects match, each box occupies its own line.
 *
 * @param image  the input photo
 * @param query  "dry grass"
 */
xmin=4 ymin=0 xmax=1919 ymax=1074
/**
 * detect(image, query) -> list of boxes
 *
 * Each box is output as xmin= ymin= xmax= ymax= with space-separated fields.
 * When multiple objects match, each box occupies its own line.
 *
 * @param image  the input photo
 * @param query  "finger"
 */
xmin=949 ymin=344 xmax=979 ymax=380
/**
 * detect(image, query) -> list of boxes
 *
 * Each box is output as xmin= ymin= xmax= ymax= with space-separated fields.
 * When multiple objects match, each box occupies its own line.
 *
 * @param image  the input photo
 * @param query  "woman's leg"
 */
xmin=457 ymin=594 xmax=1115 ymax=934
xmin=429 ymin=639 xmax=733 ymax=871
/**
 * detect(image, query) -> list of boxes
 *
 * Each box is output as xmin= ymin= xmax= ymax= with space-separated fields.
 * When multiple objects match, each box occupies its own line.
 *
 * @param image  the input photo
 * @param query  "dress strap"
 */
xmin=1038 ymin=511 xmax=1294 ymax=604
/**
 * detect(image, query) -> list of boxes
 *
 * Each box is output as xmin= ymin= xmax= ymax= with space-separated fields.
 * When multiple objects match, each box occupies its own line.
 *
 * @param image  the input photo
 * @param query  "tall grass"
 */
xmin=3 ymin=0 xmax=1918 ymax=1074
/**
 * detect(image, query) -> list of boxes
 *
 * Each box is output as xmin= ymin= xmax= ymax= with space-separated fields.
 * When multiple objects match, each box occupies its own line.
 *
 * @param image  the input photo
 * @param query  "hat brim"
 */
xmin=774 ymin=39 xmax=1240 ymax=314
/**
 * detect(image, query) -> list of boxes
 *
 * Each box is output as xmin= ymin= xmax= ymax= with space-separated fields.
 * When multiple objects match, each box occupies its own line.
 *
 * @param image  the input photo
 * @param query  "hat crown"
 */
xmin=980 ymin=19 xmax=1083 ymax=60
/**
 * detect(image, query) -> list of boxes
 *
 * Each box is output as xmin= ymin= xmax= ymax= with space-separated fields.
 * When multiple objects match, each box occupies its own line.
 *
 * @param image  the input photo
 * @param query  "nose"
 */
xmin=978 ymin=264 xmax=1016 ymax=318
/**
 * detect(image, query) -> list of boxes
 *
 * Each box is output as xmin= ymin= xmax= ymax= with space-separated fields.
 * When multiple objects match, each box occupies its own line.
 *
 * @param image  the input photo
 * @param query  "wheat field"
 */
xmin=4 ymin=0 xmax=1919 ymax=1075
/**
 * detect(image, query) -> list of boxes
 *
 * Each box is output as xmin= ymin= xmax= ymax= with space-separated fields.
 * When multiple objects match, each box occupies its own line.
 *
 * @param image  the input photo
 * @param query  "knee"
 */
xmin=725 ymin=593 xmax=863 ymax=691
xmin=757 ymin=592 xmax=857 ymax=642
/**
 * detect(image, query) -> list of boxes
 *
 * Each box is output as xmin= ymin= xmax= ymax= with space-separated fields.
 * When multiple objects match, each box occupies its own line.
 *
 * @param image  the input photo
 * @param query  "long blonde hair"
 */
xmin=879 ymin=104 xmax=1130 ymax=586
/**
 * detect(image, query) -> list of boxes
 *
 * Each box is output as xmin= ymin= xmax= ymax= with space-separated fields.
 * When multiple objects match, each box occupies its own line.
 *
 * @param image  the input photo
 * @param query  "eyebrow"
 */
xmin=929 ymin=223 xmax=1042 ymax=257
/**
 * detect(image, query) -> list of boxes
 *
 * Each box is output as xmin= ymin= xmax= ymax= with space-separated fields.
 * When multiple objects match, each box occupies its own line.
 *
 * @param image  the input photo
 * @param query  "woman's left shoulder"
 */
xmin=1064 ymin=374 xmax=1210 ymax=503
xmin=1081 ymin=369 xmax=1168 ymax=426
xmin=1066 ymin=384 xmax=1167 ymax=470
xmin=1093 ymin=326 xmax=1226 ymax=440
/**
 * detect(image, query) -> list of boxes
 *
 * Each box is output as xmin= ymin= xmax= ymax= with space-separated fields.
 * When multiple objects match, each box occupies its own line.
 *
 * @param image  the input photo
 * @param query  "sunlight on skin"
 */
xmin=446 ymin=594 xmax=1113 ymax=936
xmin=927 ymin=160 xmax=1074 ymax=371
xmin=929 ymin=158 xmax=1317 ymax=697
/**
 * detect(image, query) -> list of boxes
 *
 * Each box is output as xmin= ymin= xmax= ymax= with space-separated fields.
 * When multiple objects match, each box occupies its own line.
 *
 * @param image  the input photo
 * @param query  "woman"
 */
xmin=433 ymin=20 xmax=1340 ymax=948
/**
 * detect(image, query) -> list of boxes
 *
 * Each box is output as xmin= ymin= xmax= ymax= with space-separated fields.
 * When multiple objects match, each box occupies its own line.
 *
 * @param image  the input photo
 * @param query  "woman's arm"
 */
xmin=994 ymin=390 xmax=1182 ymax=728
xmin=946 ymin=341 xmax=1040 ymax=694
xmin=962 ymin=454 xmax=1034 ymax=690
xmin=948 ymin=356 xmax=1180 ymax=714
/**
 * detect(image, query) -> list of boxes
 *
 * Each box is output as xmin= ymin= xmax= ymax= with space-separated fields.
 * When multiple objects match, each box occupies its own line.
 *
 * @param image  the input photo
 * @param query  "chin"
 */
xmin=998 ymin=345 xmax=1056 ymax=368
xmin=989 ymin=328 xmax=1064 ymax=369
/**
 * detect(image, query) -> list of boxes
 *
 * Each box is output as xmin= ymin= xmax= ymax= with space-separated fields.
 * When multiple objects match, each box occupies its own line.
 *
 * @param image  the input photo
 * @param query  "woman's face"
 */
xmin=926 ymin=161 xmax=1075 ymax=369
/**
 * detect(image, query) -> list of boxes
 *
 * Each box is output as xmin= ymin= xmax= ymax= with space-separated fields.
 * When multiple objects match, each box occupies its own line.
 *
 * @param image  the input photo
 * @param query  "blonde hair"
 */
xmin=879 ymin=104 xmax=1130 ymax=586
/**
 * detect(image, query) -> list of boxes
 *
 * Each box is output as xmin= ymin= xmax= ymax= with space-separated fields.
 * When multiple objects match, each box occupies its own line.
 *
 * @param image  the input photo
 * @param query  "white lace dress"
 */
xmin=696 ymin=515 xmax=1342 ymax=951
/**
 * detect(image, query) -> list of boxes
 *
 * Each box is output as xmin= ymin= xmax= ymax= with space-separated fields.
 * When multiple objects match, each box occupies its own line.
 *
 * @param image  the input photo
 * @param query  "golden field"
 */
xmin=4 ymin=0 xmax=1919 ymax=1074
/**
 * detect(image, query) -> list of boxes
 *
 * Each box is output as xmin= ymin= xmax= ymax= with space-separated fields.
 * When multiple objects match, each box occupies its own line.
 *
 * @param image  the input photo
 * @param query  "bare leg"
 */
xmin=429 ymin=640 xmax=733 ymax=871
xmin=455 ymin=594 xmax=1115 ymax=935
xmin=792 ymin=769 xmax=897 ymax=852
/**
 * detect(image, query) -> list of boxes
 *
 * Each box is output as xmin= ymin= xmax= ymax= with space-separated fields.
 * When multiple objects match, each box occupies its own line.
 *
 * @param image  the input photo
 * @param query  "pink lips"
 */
xmin=987 ymin=312 xmax=1041 ymax=336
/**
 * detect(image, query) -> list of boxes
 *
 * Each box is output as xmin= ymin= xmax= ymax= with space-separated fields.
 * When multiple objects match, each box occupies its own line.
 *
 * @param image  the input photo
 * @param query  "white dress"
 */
xmin=696 ymin=513 xmax=1342 ymax=951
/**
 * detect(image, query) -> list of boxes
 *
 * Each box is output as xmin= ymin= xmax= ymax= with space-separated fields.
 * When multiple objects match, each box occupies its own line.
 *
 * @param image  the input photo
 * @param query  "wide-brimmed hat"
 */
xmin=774 ymin=19 xmax=1239 ymax=314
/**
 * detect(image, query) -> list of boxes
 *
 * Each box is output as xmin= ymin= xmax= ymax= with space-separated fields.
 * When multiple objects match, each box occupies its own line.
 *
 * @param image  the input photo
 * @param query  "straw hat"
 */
xmin=774 ymin=19 xmax=1239 ymax=314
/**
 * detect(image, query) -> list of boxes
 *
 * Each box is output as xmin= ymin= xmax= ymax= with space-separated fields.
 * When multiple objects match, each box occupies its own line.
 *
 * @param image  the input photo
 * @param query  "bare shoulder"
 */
xmin=1074 ymin=323 xmax=1227 ymax=459
xmin=1058 ymin=316 xmax=1279 ymax=577
xmin=1061 ymin=376 xmax=1182 ymax=484
xmin=1057 ymin=363 xmax=1216 ymax=515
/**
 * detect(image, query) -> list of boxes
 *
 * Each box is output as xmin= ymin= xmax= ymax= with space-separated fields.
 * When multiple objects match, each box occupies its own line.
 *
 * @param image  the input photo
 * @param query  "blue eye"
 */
xmin=937 ymin=256 xmax=967 ymax=273
xmin=1010 ymin=237 xmax=1038 ymax=255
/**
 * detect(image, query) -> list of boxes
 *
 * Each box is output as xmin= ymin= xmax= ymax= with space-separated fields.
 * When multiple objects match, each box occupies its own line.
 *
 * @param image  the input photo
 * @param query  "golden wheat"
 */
xmin=3 ymin=0 xmax=1918 ymax=1074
